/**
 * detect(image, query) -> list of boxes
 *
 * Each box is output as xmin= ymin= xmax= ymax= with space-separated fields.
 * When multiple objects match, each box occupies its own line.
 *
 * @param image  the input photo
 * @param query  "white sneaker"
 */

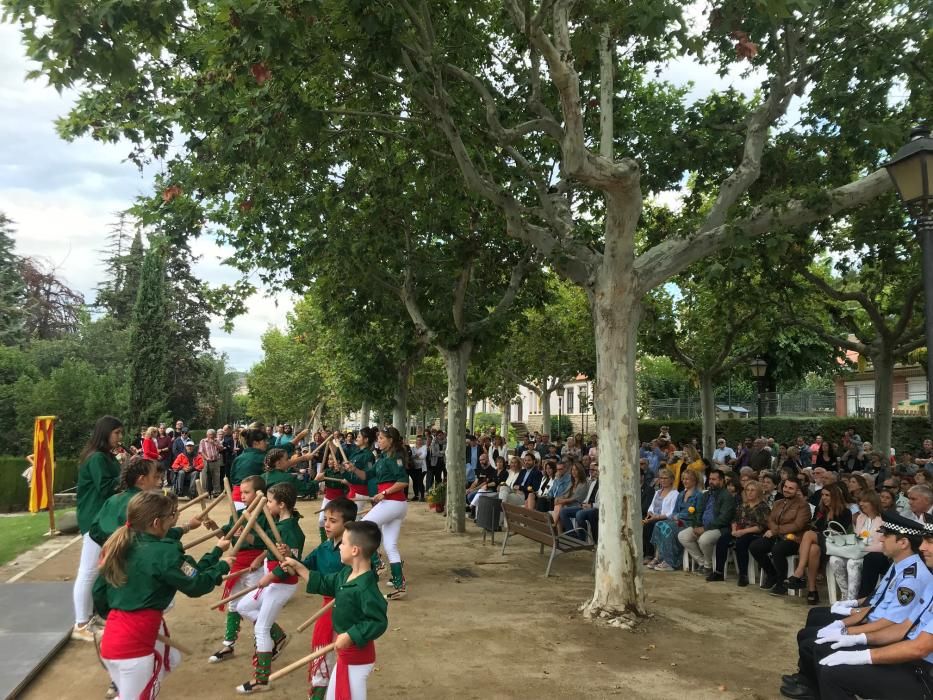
xmin=105 ymin=682 xmax=117 ymax=698
xmin=71 ymin=623 xmax=96 ymax=642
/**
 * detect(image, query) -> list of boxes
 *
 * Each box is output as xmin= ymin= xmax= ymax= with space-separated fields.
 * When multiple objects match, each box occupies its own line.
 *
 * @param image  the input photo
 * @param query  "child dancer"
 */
xmin=264 ymin=448 xmax=300 ymax=488
xmin=362 ymin=427 xmax=410 ymax=600
xmin=285 ymin=520 xmax=388 ymax=700
xmin=315 ymin=450 xmax=349 ymax=543
xmin=235 ymin=482 xmax=306 ymax=694
xmin=73 ymin=415 xmax=124 ymax=642
xmin=300 ymin=497 xmax=359 ymax=700
xmin=95 ymin=491 xmax=230 ymax=699
xmin=230 ymin=428 xmax=269 ymax=509
xmin=208 ymin=475 xmax=267 ymax=664
xmin=341 ymin=428 xmax=376 ymax=501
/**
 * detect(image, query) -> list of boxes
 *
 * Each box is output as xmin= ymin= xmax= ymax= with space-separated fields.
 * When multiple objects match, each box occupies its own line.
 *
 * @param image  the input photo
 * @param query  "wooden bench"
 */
xmin=500 ymin=503 xmax=595 ymax=576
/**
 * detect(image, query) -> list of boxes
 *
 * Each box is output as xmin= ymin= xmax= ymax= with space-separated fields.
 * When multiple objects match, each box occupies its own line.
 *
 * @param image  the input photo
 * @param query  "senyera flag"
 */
xmin=29 ymin=416 xmax=56 ymax=514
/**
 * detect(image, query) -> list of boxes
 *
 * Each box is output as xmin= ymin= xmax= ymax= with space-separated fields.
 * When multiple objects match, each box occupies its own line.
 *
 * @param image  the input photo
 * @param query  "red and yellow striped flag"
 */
xmin=29 ymin=416 xmax=56 ymax=514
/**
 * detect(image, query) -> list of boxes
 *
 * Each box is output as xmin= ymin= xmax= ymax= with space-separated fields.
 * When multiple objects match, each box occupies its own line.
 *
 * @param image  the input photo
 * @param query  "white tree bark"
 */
xmin=871 ymin=349 xmax=894 ymax=462
xmin=393 ymin=362 xmax=411 ymax=434
xmin=360 ymin=400 xmax=370 ymax=429
xmin=500 ymin=402 xmax=511 ymax=442
xmin=441 ymin=341 xmax=472 ymax=533
xmin=699 ymin=373 xmax=717 ymax=459
xmin=540 ymin=383 xmax=552 ymax=437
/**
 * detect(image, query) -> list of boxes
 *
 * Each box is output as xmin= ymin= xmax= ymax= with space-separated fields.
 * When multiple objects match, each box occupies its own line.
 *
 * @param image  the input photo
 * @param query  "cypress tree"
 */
xmin=128 ymin=240 xmax=171 ymax=426
xmin=0 ymin=214 xmax=26 ymax=346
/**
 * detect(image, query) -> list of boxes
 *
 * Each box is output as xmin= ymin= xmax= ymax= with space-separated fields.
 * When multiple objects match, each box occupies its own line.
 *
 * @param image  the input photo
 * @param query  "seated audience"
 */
xmin=709 ymin=480 xmax=770 ymax=586
xmin=648 ymin=469 xmax=701 ymax=571
xmin=786 ymin=483 xmax=852 ymax=604
xmin=749 ymin=477 xmax=811 ymax=596
xmin=678 ymin=469 xmax=735 ymax=576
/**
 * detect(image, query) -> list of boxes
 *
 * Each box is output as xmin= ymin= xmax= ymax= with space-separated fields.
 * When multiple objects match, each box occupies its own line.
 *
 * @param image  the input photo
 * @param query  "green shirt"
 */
xmin=90 ymin=487 xmax=186 ymax=546
xmin=92 ymin=532 xmax=228 ymax=615
xmin=344 ymin=446 xmax=376 ymax=494
xmin=265 ymin=470 xmax=298 ymax=488
xmin=372 ymin=452 xmax=408 ymax=485
xmin=268 ymin=516 xmax=305 ymax=581
xmin=231 ymin=447 xmax=266 ymax=486
xmin=275 ymin=435 xmax=296 ymax=457
xmin=301 ymin=539 xmax=344 ymax=576
xmin=77 ymin=451 xmax=121 ymax=534
xmin=307 ymin=568 xmax=388 ymax=647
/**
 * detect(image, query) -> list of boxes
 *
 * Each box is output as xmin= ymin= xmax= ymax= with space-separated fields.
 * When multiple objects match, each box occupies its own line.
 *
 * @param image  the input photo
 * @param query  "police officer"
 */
xmin=781 ymin=512 xmax=933 ymax=699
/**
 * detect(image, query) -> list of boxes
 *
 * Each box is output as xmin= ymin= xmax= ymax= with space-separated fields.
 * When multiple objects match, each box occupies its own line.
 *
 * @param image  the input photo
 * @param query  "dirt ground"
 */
xmin=17 ymin=503 xmax=806 ymax=699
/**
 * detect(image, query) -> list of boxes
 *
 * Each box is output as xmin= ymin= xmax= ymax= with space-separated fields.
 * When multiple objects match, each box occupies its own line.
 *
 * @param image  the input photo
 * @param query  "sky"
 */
xmin=0 ymin=12 xmax=770 ymax=371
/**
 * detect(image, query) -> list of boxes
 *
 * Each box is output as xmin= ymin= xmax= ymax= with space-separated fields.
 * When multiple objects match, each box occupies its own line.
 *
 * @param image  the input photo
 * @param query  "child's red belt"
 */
xmin=266 ymin=558 xmax=299 ymax=585
xmin=324 ymin=486 xmax=345 ymax=500
xmin=335 ymin=640 xmax=375 ymax=700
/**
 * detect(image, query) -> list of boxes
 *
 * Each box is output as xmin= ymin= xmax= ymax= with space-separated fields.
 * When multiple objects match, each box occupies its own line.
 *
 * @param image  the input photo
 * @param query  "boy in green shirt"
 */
xmin=285 ymin=520 xmax=388 ymax=700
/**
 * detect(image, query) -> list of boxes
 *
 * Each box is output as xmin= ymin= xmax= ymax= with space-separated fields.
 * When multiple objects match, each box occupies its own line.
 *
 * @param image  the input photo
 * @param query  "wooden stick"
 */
xmin=182 ymin=491 xmax=261 ymax=550
xmin=225 ymin=496 xmax=267 ymax=558
xmin=263 ymin=505 xmax=283 ymax=544
xmin=223 ymin=477 xmax=238 ymax=521
xmin=221 ymin=565 xmax=251 ymax=582
xmin=268 ymin=642 xmax=338 ymax=682
xmin=198 ymin=492 xmax=228 ymax=519
xmin=157 ymin=633 xmax=192 ymax=656
xmin=296 ymin=599 xmax=336 ymax=633
xmin=182 ymin=527 xmax=225 ymax=550
xmin=211 ymin=582 xmax=261 ymax=610
xmin=250 ymin=518 xmax=287 ymax=563
xmin=320 ymin=476 xmax=348 ymax=484
xmin=177 ymin=491 xmax=210 ymax=513
xmin=334 ymin=439 xmax=350 ymax=464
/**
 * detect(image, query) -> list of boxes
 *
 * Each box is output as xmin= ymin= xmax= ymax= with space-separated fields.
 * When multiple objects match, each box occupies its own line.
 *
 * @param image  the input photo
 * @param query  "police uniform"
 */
xmin=362 ymin=452 xmax=409 ymax=596
xmin=784 ymin=513 xmax=933 ymax=699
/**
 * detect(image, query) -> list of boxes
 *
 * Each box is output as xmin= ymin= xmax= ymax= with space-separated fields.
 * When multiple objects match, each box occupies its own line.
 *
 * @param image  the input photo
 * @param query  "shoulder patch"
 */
xmin=181 ymin=561 xmax=197 ymax=578
xmin=897 ymin=586 xmax=916 ymax=605
xmin=904 ymin=563 xmax=918 ymax=578
xmin=396 ymin=459 xmax=403 ymax=467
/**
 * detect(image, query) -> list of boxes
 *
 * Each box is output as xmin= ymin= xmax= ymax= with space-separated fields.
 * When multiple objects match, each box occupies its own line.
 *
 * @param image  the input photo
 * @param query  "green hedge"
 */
xmin=0 ymin=456 xmax=80 ymax=513
xmin=638 ymin=417 xmax=931 ymax=453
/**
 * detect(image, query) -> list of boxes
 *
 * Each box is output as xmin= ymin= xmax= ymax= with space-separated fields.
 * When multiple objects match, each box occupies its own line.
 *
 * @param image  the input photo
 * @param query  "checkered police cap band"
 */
xmin=880 ymin=518 xmax=926 ymax=538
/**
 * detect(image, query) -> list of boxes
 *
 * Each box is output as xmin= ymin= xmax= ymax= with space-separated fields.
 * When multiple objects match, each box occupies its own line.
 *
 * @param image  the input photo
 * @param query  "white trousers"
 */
xmin=73 ymin=533 xmax=100 ymax=624
xmin=325 ymin=662 xmax=374 ymax=700
xmin=311 ymin=647 xmax=336 ymax=689
xmin=227 ymin=568 xmax=264 ymax=616
xmin=319 ymin=496 xmax=332 ymax=527
xmin=363 ymin=500 xmax=408 ymax=564
xmin=237 ymin=581 xmax=297 ymax=652
xmin=103 ymin=643 xmax=181 ymax=700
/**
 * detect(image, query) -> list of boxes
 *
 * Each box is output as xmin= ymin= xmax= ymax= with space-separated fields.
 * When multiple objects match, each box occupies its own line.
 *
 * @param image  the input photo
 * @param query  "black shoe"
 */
xmin=737 ymin=575 xmax=749 ymax=587
xmin=705 ymin=571 xmax=724 ymax=582
xmin=781 ymin=674 xmax=809 ymax=686
xmin=760 ymin=574 xmax=776 ymax=590
xmin=786 ymin=575 xmax=805 ymax=590
xmin=807 ymin=591 xmax=820 ymax=605
xmin=780 ymin=682 xmax=817 ymax=699
xmin=769 ymin=583 xmax=788 ymax=597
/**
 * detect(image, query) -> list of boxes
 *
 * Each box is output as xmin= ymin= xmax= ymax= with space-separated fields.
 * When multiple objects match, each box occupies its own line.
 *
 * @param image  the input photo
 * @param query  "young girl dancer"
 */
xmin=208 ymin=475 xmax=267 ymax=665
xmin=362 ymin=427 xmax=410 ymax=600
xmin=342 ymin=427 xmax=376 ymax=500
xmin=95 ymin=491 xmax=230 ymax=699
xmin=73 ymin=415 xmax=124 ymax=642
xmin=235 ymin=482 xmax=306 ymax=693
xmin=230 ymin=428 xmax=269 ymax=509
xmin=315 ymin=449 xmax=349 ymax=543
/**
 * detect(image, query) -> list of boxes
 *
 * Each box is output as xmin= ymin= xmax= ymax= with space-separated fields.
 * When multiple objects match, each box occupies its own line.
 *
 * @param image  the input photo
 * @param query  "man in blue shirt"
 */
xmin=535 ymin=459 xmax=571 ymax=513
xmin=465 ymin=435 xmax=480 ymax=484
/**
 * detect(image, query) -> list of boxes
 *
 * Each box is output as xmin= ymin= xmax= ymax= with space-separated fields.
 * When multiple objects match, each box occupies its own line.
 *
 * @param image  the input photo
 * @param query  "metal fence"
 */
xmin=647 ymin=391 xmax=838 ymax=420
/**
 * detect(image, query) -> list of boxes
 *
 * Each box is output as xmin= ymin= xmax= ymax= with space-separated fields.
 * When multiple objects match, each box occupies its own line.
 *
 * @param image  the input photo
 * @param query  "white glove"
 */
xmin=817 ymin=620 xmax=846 ymax=639
xmin=831 ymin=601 xmax=858 ymax=615
xmin=815 ymin=630 xmax=846 ymax=645
xmin=831 ymin=633 xmax=867 ymax=649
xmin=820 ymin=649 xmax=872 ymax=667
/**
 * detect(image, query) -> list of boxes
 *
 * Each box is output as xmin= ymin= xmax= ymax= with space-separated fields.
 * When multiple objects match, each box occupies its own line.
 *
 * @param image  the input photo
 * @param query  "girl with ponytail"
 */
xmin=95 ymin=490 xmax=230 ymax=699
xmin=341 ymin=426 xmax=377 ymax=501
xmin=363 ymin=426 xmax=411 ymax=600
xmin=230 ymin=428 xmax=270 ymax=508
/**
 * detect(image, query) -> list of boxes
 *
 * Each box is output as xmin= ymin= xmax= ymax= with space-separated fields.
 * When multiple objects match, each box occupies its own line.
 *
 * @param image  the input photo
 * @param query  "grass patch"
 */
xmin=0 ymin=509 xmax=75 ymax=566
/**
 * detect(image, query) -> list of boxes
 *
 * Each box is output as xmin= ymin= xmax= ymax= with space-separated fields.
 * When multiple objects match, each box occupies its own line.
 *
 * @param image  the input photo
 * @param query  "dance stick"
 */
xmin=268 ymin=641 xmax=338 ymax=683
xmin=223 ymin=477 xmax=238 ymax=520
xmin=182 ymin=527 xmax=227 ymax=550
xmin=334 ymin=438 xmax=350 ymax=464
xmin=183 ymin=494 xmax=262 ymax=551
xmin=157 ymin=633 xmax=192 ymax=656
xmin=320 ymin=476 xmax=348 ymax=484
xmin=295 ymin=599 xmax=336 ymax=633
xmin=225 ymin=496 xmax=267 ymax=558
xmin=177 ymin=491 xmax=210 ymax=512
xmin=211 ymin=582 xmax=261 ymax=610
xmin=249 ymin=518 xmax=288 ymax=563
xmin=263 ymin=504 xmax=283 ymax=544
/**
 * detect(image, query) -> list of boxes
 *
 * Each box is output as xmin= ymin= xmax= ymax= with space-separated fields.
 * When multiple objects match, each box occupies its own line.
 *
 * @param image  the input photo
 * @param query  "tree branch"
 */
xmin=797 ymin=267 xmax=887 ymax=335
xmin=635 ymin=168 xmax=893 ymax=294
xmin=466 ymin=248 xmax=533 ymax=336
xmin=452 ymin=262 xmax=472 ymax=333
xmin=890 ymin=282 xmax=923 ymax=341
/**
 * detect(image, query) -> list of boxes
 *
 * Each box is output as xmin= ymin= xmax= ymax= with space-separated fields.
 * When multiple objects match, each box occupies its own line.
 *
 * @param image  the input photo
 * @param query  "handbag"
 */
xmin=823 ymin=520 xmax=867 ymax=560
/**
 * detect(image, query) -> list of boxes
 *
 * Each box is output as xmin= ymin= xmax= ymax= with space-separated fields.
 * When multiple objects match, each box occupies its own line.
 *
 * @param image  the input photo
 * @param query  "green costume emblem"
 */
xmin=897 ymin=586 xmax=915 ymax=605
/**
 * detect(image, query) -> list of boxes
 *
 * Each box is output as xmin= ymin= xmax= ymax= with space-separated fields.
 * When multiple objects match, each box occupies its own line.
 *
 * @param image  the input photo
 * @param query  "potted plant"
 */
xmin=426 ymin=481 xmax=446 ymax=512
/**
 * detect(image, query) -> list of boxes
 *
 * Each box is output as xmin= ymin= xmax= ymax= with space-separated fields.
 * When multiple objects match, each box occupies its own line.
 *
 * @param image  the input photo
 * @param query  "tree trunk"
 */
xmin=540 ymin=383 xmax=552 ymax=437
xmin=360 ymin=400 xmax=370 ymax=429
xmin=699 ymin=372 xmax=716 ymax=459
xmin=440 ymin=341 xmax=472 ymax=533
xmin=393 ymin=361 xmax=411 ymax=434
xmin=500 ymin=402 xmax=510 ymax=443
xmin=871 ymin=348 xmax=894 ymax=462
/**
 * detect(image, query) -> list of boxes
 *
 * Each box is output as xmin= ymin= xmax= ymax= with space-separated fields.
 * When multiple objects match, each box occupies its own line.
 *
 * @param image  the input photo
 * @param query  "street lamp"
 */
xmin=884 ymin=125 xmax=933 ymax=423
xmin=749 ymin=357 xmax=768 ymax=437
xmin=557 ymin=394 xmax=563 ymax=441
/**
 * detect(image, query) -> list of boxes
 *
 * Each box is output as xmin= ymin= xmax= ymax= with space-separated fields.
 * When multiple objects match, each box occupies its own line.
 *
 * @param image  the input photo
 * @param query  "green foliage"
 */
xmin=128 ymin=242 xmax=170 ymax=426
xmin=472 ymin=412 xmax=502 ymax=435
xmin=0 ymin=457 xmax=79 ymax=512
xmin=549 ymin=415 xmax=575 ymax=441
xmin=638 ymin=417 xmax=931 ymax=454
xmin=636 ymin=355 xmax=694 ymax=413
xmin=0 ymin=214 xmax=25 ymax=345
xmin=95 ymin=216 xmax=144 ymax=324
xmin=246 ymin=327 xmax=320 ymax=424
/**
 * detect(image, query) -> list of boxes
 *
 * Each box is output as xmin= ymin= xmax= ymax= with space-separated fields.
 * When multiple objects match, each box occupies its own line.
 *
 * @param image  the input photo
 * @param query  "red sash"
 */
xmin=324 ymin=486 xmax=345 ymax=500
xmin=308 ymin=596 xmax=335 ymax=685
xmin=231 ymin=485 xmax=242 ymax=502
xmin=266 ymin=558 xmax=298 ymax=585
xmin=101 ymin=610 xmax=174 ymax=699
xmin=377 ymin=482 xmax=405 ymax=501
xmin=347 ymin=483 xmax=368 ymax=499
xmin=335 ymin=641 xmax=376 ymax=700
xmin=220 ymin=550 xmax=259 ymax=605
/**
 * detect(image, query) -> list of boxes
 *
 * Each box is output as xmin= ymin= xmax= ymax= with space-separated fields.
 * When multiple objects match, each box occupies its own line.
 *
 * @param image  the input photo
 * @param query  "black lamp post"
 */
xmin=749 ymin=357 xmax=768 ymax=437
xmin=884 ymin=125 xmax=933 ymax=423
xmin=557 ymin=394 xmax=563 ymax=441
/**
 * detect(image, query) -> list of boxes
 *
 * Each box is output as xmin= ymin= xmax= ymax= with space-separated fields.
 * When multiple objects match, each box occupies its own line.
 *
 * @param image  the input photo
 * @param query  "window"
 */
xmin=565 ymin=387 xmax=575 ymax=413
